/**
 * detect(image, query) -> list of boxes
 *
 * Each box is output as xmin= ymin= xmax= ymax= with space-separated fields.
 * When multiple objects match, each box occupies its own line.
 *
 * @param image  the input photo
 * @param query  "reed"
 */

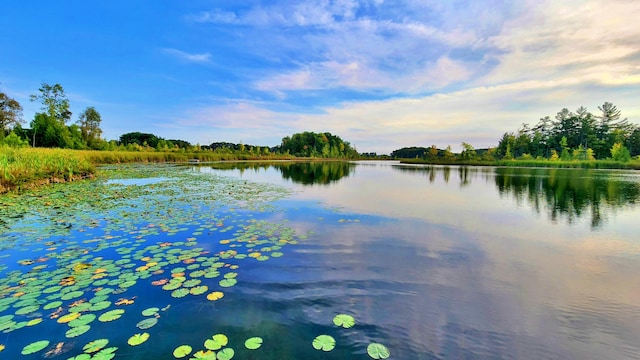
xmin=0 ymin=147 xmax=296 ymax=193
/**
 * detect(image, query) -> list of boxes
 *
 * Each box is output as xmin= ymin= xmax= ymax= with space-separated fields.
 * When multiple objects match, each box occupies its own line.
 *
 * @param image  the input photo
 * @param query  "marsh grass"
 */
xmin=0 ymin=147 xmax=294 ymax=193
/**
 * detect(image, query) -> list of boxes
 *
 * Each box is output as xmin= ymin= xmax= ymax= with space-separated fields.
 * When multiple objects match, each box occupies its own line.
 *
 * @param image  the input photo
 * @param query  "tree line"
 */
xmin=495 ymin=102 xmax=639 ymax=162
xmin=391 ymin=102 xmax=639 ymax=162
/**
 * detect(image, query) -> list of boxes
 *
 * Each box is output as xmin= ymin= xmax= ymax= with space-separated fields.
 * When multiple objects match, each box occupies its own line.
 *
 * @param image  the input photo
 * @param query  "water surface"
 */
xmin=1 ymin=161 xmax=639 ymax=359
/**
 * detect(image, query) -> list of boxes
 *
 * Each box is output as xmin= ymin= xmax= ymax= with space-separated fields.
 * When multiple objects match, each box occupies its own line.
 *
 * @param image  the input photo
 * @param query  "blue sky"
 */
xmin=1 ymin=1 xmax=639 ymax=154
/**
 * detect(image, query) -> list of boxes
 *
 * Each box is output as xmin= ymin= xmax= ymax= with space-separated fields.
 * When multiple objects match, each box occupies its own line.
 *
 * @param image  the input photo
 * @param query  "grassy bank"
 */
xmin=400 ymin=158 xmax=640 ymax=170
xmin=0 ymin=147 xmax=295 ymax=193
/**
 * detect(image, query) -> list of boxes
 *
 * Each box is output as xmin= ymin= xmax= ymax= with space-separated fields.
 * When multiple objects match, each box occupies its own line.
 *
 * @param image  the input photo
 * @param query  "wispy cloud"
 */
xmin=162 ymin=48 xmax=211 ymax=63
xmin=153 ymin=1 xmax=640 ymax=152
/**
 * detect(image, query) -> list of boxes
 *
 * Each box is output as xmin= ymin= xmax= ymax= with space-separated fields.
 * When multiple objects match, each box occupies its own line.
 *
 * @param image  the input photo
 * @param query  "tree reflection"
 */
xmin=203 ymin=161 xmax=355 ymax=185
xmin=393 ymin=165 xmax=640 ymax=228
xmin=277 ymin=162 xmax=355 ymax=185
xmin=495 ymin=168 xmax=640 ymax=227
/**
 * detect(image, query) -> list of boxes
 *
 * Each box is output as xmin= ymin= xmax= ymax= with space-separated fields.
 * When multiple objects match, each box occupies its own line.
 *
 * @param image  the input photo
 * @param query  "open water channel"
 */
xmin=1 ymin=161 xmax=639 ymax=359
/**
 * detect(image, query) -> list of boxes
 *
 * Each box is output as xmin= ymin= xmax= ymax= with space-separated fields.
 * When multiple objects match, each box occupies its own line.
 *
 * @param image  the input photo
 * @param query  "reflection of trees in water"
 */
xmin=394 ymin=165 xmax=492 ymax=186
xmin=495 ymin=168 xmax=640 ymax=228
xmin=277 ymin=162 xmax=355 ymax=185
xmin=393 ymin=165 xmax=640 ymax=228
xmin=204 ymin=161 xmax=354 ymax=185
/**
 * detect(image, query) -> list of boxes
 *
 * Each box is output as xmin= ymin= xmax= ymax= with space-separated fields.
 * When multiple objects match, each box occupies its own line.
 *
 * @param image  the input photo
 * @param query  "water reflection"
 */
xmin=392 ymin=164 xmax=640 ymax=228
xmin=202 ymin=161 xmax=355 ymax=185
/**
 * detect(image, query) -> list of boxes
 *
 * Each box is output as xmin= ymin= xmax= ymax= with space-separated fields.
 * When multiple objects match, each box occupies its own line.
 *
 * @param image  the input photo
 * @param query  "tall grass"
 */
xmin=0 ymin=147 xmax=296 ymax=193
xmin=0 ymin=147 xmax=95 ymax=192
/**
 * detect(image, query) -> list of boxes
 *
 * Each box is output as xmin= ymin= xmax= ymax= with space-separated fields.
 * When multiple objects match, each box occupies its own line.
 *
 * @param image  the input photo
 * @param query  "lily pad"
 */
xmin=58 ymin=312 xmax=82 ymax=323
xmin=141 ymin=307 xmax=159 ymax=316
xmin=128 ymin=332 xmax=150 ymax=346
xmin=244 ymin=337 xmax=263 ymax=350
xmin=204 ymin=334 xmax=228 ymax=351
xmin=98 ymin=309 xmax=125 ymax=322
xmin=66 ymin=324 xmax=91 ymax=338
xmin=312 ymin=335 xmax=335 ymax=352
xmin=173 ymin=344 xmax=192 ymax=358
xmin=206 ymin=292 xmax=224 ymax=301
xmin=216 ymin=348 xmax=234 ymax=360
xmin=171 ymin=288 xmax=190 ymax=298
xmin=190 ymin=285 xmax=208 ymax=295
xmin=333 ymin=314 xmax=355 ymax=328
xmin=21 ymin=340 xmax=50 ymax=355
xmin=218 ymin=279 xmax=237 ymax=288
xmin=367 ymin=343 xmax=390 ymax=359
xmin=136 ymin=317 xmax=158 ymax=329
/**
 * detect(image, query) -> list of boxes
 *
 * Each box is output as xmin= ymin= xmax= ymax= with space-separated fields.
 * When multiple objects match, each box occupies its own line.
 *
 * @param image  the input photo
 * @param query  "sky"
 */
xmin=1 ymin=1 xmax=639 ymax=154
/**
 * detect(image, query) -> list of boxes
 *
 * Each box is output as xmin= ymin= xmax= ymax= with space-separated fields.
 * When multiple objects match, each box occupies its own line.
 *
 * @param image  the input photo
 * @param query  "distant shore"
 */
xmin=3 ymin=147 xmax=640 ymax=194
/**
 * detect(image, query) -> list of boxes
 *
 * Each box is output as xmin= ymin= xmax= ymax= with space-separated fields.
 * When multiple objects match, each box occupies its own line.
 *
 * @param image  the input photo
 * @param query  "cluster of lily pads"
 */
xmin=312 ymin=314 xmax=390 ymax=359
xmin=0 ymin=165 xmax=311 ymax=358
xmin=171 ymin=333 xmax=263 ymax=359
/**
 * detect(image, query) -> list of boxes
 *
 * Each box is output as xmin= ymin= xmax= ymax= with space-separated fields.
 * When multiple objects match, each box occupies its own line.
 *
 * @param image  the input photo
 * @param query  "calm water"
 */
xmin=1 ymin=161 xmax=639 ymax=359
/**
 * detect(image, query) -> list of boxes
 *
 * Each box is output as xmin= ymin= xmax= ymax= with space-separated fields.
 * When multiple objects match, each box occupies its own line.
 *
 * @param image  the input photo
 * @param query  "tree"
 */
xmin=611 ymin=142 xmax=631 ymax=162
xmin=30 ymin=83 xmax=71 ymax=124
xmin=77 ymin=107 xmax=103 ymax=148
xmin=0 ymin=90 xmax=24 ymax=134
xmin=460 ymin=142 xmax=477 ymax=160
xmin=31 ymin=113 xmax=73 ymax=148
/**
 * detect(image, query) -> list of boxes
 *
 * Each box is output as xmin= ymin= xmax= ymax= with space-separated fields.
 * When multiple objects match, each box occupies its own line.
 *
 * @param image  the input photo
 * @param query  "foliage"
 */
xmin=0 ymin=131 xmax=29 ymax=148
xmin=0 ymin=89 xmax=23 ymax=133
xmin=279 ymin=131 xmax=358 ymax=158
xmin=30 ymin=82 xmax=71 ymax=123
xmin=497 ymin=102 xmax=637 ymax=160
xmin=611 ymin=142 xmax=631 ymax=162
xmin=78 ymin=107 xmax=103 ymax=148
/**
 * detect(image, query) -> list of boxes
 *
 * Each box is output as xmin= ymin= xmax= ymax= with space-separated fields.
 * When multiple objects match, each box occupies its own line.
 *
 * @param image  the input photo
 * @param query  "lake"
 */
xmin=1 ymin=161 xmax=639 ymax=359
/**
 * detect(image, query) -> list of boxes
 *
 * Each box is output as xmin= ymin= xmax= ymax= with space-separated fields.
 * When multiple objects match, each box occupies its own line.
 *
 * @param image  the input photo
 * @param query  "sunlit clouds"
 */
xmin=2 ymin=0 xmax=639 ymax=153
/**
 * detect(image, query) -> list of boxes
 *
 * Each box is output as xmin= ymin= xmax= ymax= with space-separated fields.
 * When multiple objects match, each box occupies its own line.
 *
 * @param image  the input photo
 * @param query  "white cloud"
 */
xmin=162 ymin=48 xmax=211 ymax=63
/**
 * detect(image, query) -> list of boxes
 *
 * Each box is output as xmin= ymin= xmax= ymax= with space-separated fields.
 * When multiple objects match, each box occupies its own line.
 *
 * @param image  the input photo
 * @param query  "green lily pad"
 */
xmin=98 ymin=309 xmax=125 ymax=322
xmin=218 ymin=279 xmax=237 ymax=288
xmin=90 ymin=301 xmax=111 ymax=311
xmin=43 ymin=300 xmax=63 ymax=310
xmin=67 ymin=354 xmax=91 ymax=360
xmin=141 ymin=307 xmax=159 ymax=316
xmin=216 ymin=348 xmax=234 ymax=360
xmin=312 ymin=335 xmax=335 ymax=351
xmin=190 ymin=285 xmax=208 ymax=295
xmin=333 ymin=314 xmax=355 ymax=328
xmin=192 ymin=350 xmax=216 ymax=359
xmin=204 ymin=334 xmax=228 ymax=351
xmin=69 ymin=314 xmax=97 ymax=327
xmin=66 ymin=324 xmax=91 ymax=338
xmin=21 ymin=340 xmax=49 ymax=355
xmin=92 ymin=347 xmax=118 ymax=360
xmin=128 ymin=332 xmax=150 ymax=346
xmin=15 ymin=304 xmax=40 ymax=315
xmin=136 ymin=317 xmax=158 ymax=329
xmin=171 ymin=288 xmax=190 ymax=298
xmin=61 ymin=290 xmax=84 ymax=300
xmin=173 ymin=344 xmax=192 ymax=358
xmin=367 ymin=343 xmax=390 ymax=359
xmin=244 ymin=337 xmax=263 ymax=350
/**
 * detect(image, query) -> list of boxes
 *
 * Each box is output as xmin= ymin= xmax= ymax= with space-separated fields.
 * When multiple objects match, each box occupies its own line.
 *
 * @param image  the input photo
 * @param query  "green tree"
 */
xmin=0 ymin=90 xmax=24 ymax=134
xmin=611 ymin=142 xmax=631 ymax=162
xmin=31 ymin=113 xmax=72 ymax=148
xmin=77 ymin=106 xmax=103 ymax=148
xmin=0 ymin=131 xmax=29 ymax=147
xmin=460 ymin=142 xmax=477 ymax=160
xmin=30 ymin=83 xmax=72 ymax=124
